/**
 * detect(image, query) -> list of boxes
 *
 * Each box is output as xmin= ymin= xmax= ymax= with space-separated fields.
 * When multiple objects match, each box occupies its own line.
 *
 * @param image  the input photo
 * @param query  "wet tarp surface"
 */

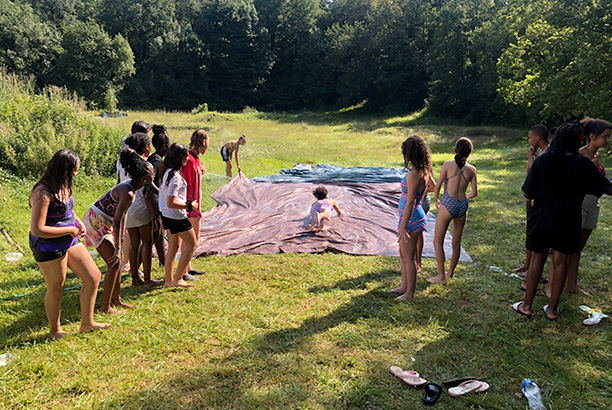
xmin=253 ymin=163 xmax=405 ymax=184
xmin=195 ymin=173 xmax=472 ymax=261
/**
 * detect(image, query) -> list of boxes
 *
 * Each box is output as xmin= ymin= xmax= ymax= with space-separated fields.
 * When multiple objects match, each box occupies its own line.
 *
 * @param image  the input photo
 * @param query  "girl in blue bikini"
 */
xmin=389 ymin=135 xmax=433 ymax=301
xmin=427 ymin=137 xmax=478 ymax=285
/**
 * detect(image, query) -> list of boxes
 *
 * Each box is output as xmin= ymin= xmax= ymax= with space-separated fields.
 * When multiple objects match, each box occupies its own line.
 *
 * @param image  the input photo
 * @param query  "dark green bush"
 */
xmin=0 ymin=70 xmax=122 ymax=178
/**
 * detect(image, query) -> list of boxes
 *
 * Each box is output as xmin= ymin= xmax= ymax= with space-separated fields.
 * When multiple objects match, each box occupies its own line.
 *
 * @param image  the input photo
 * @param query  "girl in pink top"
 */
xmin=181 ymin=129 xmax=210 ymax=277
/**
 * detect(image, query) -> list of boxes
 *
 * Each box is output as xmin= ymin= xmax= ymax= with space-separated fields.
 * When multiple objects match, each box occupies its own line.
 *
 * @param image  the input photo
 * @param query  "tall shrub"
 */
xmin=0 ymin=70 xmax=122 ymax=178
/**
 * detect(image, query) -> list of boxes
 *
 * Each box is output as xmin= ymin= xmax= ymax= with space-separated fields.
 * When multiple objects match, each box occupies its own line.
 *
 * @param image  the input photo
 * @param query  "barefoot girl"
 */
xmin=221 ymin=135 xmax=246 ymax=177
xmin=513 ymin=122 xmax=612 ymax=320
xmin=159 ymin=143 xmax=198 ymax=288
xmin=308 ymin=186 xmax=342 ymax=232
xmin=427 ymin=137 xmax=477 ymax=285
xmin=181 ymin=129 xmax=210 ymax=279
xmin=148 ymin=125 xmax=171 ymax=267
xmin=415 ymin=173 xmax=436 ymax=272
xmin=390 ymin=135 xmax=433 ymax=301
xmin=30 ymin=150 xmax=110 ymax=337
xmin=83 ymin=149 xmax=154 ymax=313
xmin=123 ymin=132 xmax=162 ymax=287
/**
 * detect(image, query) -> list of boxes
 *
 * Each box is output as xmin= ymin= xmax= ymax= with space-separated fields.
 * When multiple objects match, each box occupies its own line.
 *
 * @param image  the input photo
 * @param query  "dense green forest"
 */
xmin=1 ymin=0 xmax=611 ymax=124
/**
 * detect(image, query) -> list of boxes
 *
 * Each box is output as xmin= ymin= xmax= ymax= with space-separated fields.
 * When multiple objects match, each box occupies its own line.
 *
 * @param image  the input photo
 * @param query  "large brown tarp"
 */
xmin=195 ymin=174 xmax=472 ymax=261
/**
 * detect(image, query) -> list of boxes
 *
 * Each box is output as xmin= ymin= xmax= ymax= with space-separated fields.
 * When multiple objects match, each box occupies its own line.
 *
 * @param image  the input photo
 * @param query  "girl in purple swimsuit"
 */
xmin=308 ymin=186 xmax=342 ymax=232
xmin=29 ymin=150 xmax=110 ymax=338
xmin=389 ymin=135 xmax=433 ymax=301
xmin=427 ymin=137 xmax=478 ymax=285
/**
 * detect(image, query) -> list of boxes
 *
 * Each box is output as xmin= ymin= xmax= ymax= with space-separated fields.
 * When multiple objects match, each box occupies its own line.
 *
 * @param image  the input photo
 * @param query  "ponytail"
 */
xmin=454 ymin=138 xmax=473 ymax=168
xmin=580 ymin=117 xmax=611 ymax=141
xmin=119 ymin=148 xmax=151 ymax=181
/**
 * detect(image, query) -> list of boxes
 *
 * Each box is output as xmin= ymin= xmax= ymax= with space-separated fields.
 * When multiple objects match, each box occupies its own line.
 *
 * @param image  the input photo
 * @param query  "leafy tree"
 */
xmin=497 ymin=0 xmax=612 ymax=122
xmin=0 ymin=0 xmax=60 ymax=80
xmin=256 ymin=0 xmax=327 ymax=109
xmin=121 ymin=22 xmax=210 ymax=109
xmin=191 ymin=0 xmax=271 ymax=110
xmin=425 ymin=0 xmax=524 ymax=124
xmin=48 ymin=20 xmax=135 ymax=108
xmin=97 ymin=0 xmax=176 ymax=65
xmin=322 ymin=0 xmax=430 ymax=112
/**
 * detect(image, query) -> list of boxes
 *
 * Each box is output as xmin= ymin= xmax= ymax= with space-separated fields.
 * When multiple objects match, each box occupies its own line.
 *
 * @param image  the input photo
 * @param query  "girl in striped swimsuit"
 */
xmin=389 ymin=135 xmax=433 ymax=301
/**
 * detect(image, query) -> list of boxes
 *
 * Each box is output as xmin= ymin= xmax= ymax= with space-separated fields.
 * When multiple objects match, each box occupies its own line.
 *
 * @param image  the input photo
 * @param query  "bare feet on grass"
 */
xmin=426 ymin=275 xmax=447 ymax=285
xmin=112 ymin=298 xmax=135 ymax=309
xmin=51 ymin=330 xmax=68 ymax=340
xmin=565 ymin=286 xmax=591 ymax=296
xmin=395 ymin=293 xmax=414 ymax=301
xmin=387 ymin=287 xmax=406 ymax=294
xmin=80 ymin=322 xmax=111 ymax=333
xmin=143 ymin=279 xmax=163 ymax=287
xmin=164 ymin=279 xmax=194 ymax=288
xmin=512 ymin=265 xmax=528 ymax=273
xmin=101 ymin=307 xmax=126 ymax=315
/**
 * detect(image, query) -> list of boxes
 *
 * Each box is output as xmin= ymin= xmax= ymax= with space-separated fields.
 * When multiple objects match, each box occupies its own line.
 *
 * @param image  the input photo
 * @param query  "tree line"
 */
xmin=1 ymin=0 xmax=611 ymax=125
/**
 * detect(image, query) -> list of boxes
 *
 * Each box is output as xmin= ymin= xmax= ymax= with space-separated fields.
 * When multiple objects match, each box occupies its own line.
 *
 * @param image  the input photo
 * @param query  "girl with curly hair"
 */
xmin=389 ymin=135 xmax=433 ymax=301
xmin=427 ymin=137 xmax=478 ymax=285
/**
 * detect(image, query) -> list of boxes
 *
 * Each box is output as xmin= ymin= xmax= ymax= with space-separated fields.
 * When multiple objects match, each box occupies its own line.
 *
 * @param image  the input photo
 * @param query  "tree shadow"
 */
xmin=102 ymin=263 xmax=612 ymax=409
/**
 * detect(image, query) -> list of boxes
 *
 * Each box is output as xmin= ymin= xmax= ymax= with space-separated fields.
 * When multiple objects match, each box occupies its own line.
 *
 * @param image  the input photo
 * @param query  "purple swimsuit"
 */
xmin=29 ymin=185 xmax=79 ymax=254
xmin=311 ymin=199 xmax=333 ymax=222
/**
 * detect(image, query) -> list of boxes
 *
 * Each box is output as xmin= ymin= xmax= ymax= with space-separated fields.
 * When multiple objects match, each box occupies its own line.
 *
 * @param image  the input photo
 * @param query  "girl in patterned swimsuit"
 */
xmin=389 ymin=135 xmax=433 ymax=301
xmin=427 ymin=137 xmax=477 ymax=285
xmin=83 ymin=149 xmax=154 ymax=314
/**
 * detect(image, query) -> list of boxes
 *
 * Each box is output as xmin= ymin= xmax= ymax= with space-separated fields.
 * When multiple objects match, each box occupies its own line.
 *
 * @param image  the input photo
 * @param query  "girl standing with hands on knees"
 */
xmin=389 ymin=135 xmax=433 ymax=301
xmin=83 ymin=149 xmax=154 ymax=314
xmin=30 ymin=150 xmax=110 ymax=338
xmin=427 ymin=137 xmax=477 ymax=285
xmin=159 ymin=143 xmax=198 ymax=288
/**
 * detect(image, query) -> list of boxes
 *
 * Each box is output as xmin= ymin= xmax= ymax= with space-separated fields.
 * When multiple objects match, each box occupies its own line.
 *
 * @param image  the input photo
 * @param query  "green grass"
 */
xmin=1 ymin=110 xmax=612 ymax=409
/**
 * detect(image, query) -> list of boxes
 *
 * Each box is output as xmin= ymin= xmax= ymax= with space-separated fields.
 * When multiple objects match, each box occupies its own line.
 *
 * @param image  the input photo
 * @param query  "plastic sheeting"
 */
xmin=195 ymin=173 xmax=472 ymax=261
xmin=253 ymin=163 xmax=405 ymax=184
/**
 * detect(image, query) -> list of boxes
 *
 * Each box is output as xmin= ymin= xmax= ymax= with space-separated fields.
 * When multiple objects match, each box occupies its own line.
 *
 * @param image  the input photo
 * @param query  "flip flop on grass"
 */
xmin=389 ymin=366 xmax=427 ymax=386
xmin=512 ymin=301 xmax=534 ymax=318
xmin=543 ymin=304 xmax=559 ymax=321
xmin=448 ymin=380 xmax=484 ymax=397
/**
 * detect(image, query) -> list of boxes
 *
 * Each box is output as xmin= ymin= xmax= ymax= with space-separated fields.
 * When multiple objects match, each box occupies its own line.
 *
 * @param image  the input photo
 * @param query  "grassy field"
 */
xmin=1 ymin=110 xmax=612 ymax=409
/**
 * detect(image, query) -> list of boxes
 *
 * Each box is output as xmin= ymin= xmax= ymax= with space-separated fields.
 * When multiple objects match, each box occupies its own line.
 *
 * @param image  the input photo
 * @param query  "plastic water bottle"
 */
xmin=522 ymin=379 xmax=546 ymax=410
xmin=5 ymin=252 xmax=23 ymax=262
xmin=0 ymin=353 xmax=17 ymax=366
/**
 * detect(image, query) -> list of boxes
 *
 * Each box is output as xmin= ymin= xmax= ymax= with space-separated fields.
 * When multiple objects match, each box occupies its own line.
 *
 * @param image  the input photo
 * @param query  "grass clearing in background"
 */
xmin=1 ymin=110 xmax=612 ymax=409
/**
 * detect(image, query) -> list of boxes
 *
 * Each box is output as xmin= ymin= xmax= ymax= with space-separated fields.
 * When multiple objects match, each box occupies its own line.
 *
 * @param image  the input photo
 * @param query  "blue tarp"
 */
xmin=253 ymin=163 xmax=405 ymax=184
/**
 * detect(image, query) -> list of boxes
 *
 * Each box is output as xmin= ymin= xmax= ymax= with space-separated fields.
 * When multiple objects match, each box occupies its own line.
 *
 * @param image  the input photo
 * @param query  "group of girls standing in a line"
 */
xmin=390 ymin=135 xmax=477 ymax=301
xmin=29 ymin=121 xmax=210 ymax=337
xmin=513 ymin=118 xmax=612 ymax=320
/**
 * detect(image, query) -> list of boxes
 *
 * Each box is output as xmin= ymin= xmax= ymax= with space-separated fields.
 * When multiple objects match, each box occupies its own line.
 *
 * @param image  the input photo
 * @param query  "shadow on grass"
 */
xmin=101 ymin=263 xmax=612 ymax=409
xmin=0 ymin=274 xmax=161 ymax=349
